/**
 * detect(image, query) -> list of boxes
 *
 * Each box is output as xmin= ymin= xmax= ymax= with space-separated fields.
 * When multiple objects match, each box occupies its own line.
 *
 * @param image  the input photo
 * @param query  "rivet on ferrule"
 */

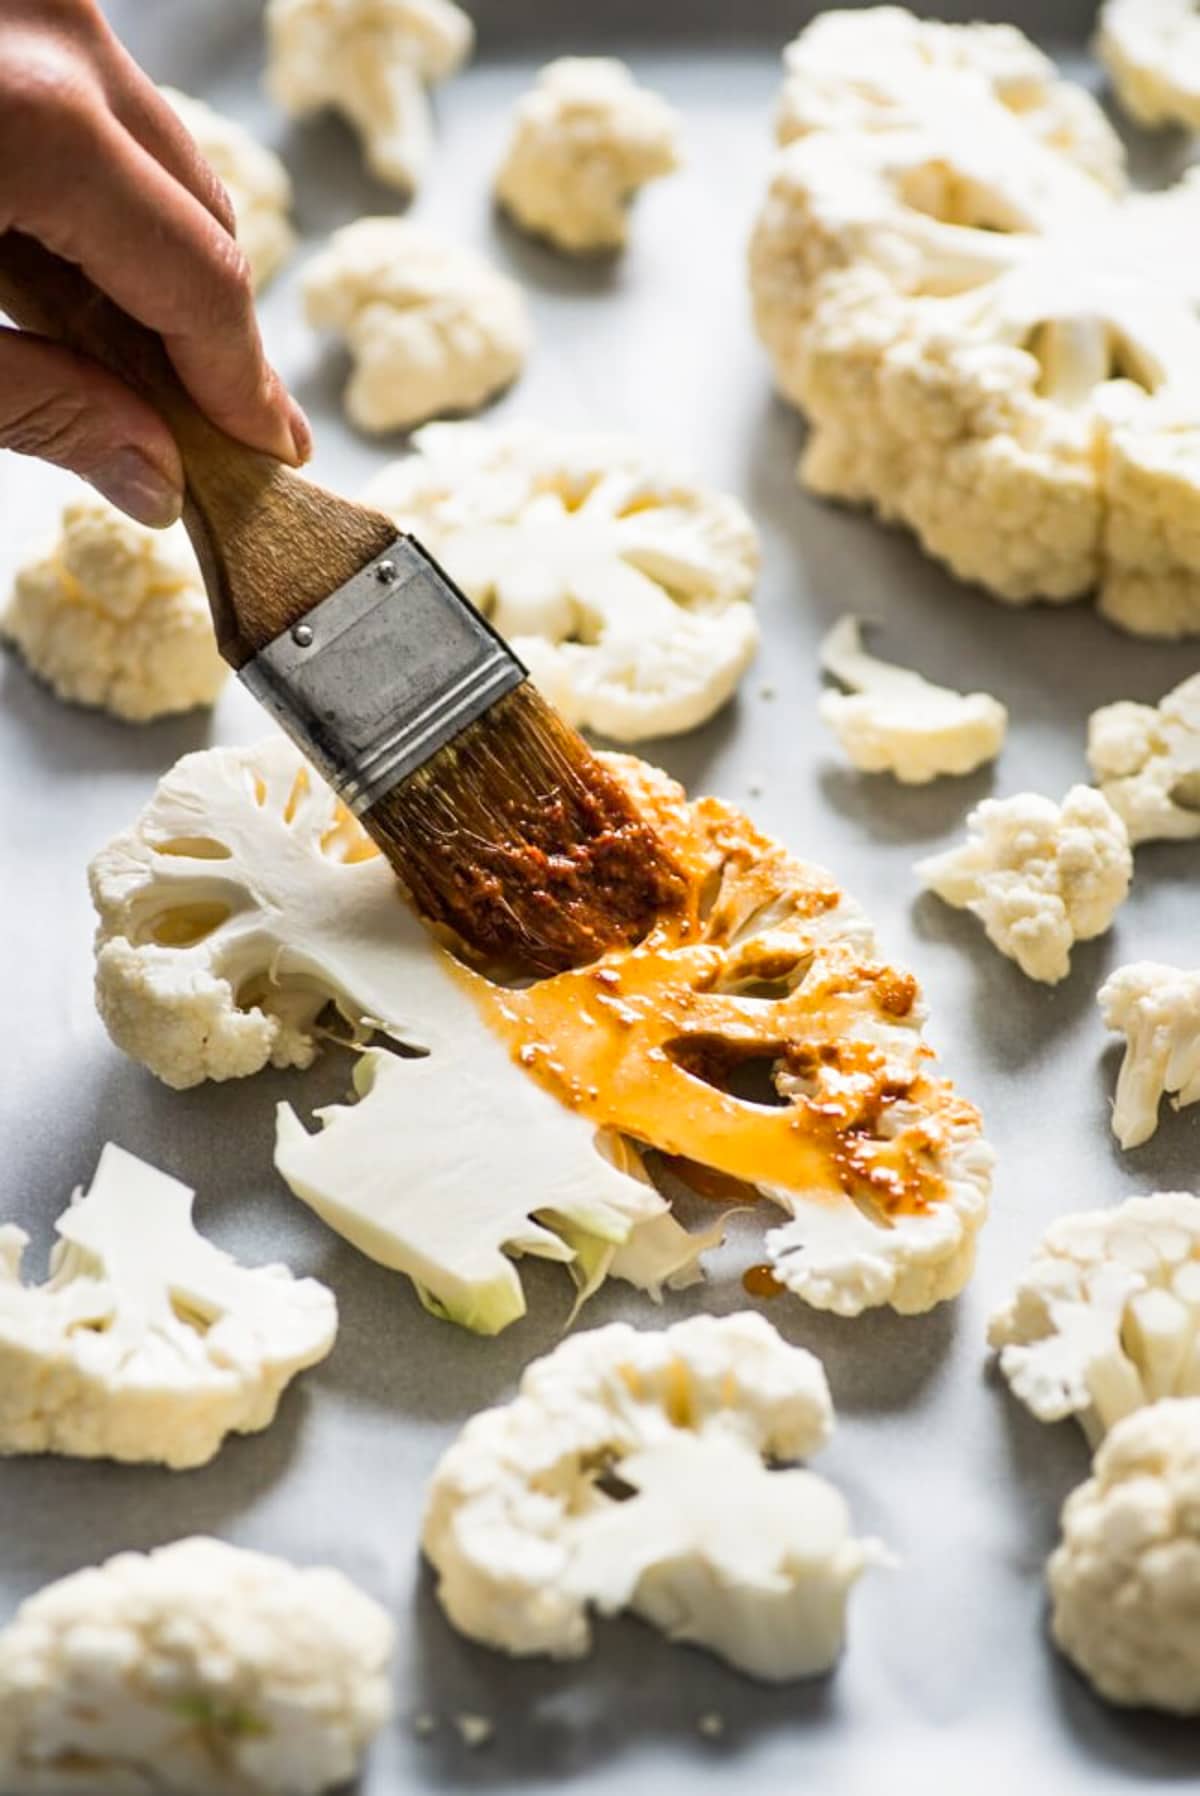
xmin=291 ymin=622 xmax=314 ymax=647
xmin=374 ymin=560 xmax=396 ymax=584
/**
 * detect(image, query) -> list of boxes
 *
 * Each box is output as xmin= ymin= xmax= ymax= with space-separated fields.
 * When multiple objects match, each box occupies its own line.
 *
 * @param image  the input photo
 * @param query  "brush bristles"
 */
xmin=362 ymin=684 xmax=687 ymax=973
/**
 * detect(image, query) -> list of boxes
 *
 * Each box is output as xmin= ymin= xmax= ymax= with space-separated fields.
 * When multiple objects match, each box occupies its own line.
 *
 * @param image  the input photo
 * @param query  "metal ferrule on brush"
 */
xmin=239 ymin=538 xmax=526 ymax=817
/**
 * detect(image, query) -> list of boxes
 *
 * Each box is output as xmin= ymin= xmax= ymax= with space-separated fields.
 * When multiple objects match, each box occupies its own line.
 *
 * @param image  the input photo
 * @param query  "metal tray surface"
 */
xmin=1 ymin=3 xmax=1197 ymax=1790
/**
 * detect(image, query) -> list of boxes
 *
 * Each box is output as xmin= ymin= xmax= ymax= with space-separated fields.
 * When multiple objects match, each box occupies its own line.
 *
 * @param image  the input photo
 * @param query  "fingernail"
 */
xmin=286 ymin=397 xmax=313 ymax=465
xmin=89 ymin=449 xmax=183 ymax=528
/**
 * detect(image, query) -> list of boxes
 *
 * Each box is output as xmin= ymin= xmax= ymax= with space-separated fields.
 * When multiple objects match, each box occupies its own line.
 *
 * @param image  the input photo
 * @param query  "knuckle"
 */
xmin=0 ymin=41 xmax=97 ymax=146
xmin=0 ymin=382 xmax=91 ymax=463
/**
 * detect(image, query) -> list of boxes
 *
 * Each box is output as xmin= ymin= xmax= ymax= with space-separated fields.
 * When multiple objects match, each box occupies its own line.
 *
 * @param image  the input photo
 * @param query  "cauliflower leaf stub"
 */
xmin=990 ymin=1191 xmax=1200 ymax=1448
xmin=91 ymin=738 xmax=990 ymax=1323
xmin=365 ymin=421 xmax=761 ymax=742
xmin=751 ymin=7 xmax=1200 ymax=636
xmin=0 ymin=1536 xmax=394 ymax=1795
xmin=423 ymin=1313 xmax=888 ymax=1681
xmin=0 ymin=1144 xmax=336 ymax=1469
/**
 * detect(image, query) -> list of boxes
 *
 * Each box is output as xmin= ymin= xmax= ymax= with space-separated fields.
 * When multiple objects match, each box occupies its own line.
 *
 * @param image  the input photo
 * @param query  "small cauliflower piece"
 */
xmin=496 ymin=58 xmax=681 ymax=255
xmin=160 ymin=89 xmax=294 ymax=290
xmin=265 ymin=0 xmax=472 ymax=193
xmin=751 ymin=11 xmax=1200 ymax=636
xmin=1088 ymin=672 xmax=1200 ymax=845
xmin=423 ymin=1312 xmax=888 ymax=1680
xmin=1048 ymin=1397 xmax=1200 ymax=1714
xmin=94 ymin=737 xmax=991 ymax=1321
xmin=302 ymin=219 xmax=530 ymax=433
xmin=818 ymin=615 xmax=1006 ymax=783
xmin=0 ymin=1144 xmax=336 ymax=1470
xmin=917 ymin=786 xmax=1132 ymax=984
xmin=364 ymin=421 xmax=760 ymax=741
xmin=990 ymin=1192 xmax=1200 ymax=1447
xmin=1097 ymin=0 xmax=1200 ymax=132
xmin=777 ymin=6 xmax=1125 ymax=194
xmin=0 ymin=1537 xmax=394 ymax=1794
xmin=1099 ymin=962 xmax=1200 ymax=1149
xmin=1 ymin=497 xmax=226 ymax=721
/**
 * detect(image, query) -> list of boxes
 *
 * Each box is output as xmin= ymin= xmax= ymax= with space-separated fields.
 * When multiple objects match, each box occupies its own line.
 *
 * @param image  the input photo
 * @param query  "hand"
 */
xmin=0 ymin=0 xmax=309 ymax=526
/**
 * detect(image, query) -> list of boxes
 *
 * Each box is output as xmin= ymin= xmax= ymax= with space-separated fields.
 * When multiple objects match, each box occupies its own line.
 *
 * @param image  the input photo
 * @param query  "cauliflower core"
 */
xmin=496 ymin=58 xmax=682 ymax=255
xmin=265 ymin=0 xmax=473 ymax=193
xmin=1099 ymin=962 xmax=1200 ymax=1149
xmin=161 ymin=89 xmax=294 ymax=290
xmin=365 ymin=421 xmax=760 ymax=741
xmin=302 ymin=218 xmax=530 ymax=433
xmin=1088 ymin=672 xmax=1200 ymax=845
xmin=990 ymin=1192 xmax=1200 ymax=1448
xmin=92 ymin=737 xmax=991 ymax=1322
xmin=0 ymin=1144 xmax=336 ymax=1469
xmin=918 ymin=786 xmax=1132 ymax=984
xmin=819 ymin=615 xmax=1006 ymax=783
xmin=1097 ymin=0 xmax=1200 ymax=131
xmin=1048 ymin=1398 xmax=1200 ymax=1714
xmin=1 ymin=497 xmax=226 ymax=721
xmin=423 ymin=1313 xmax=887 ymax=1680
xmin=751 ymin=7 xmax=1200 ymax=636
xmin=0 ymin=1537 xmax=394 ymax=1793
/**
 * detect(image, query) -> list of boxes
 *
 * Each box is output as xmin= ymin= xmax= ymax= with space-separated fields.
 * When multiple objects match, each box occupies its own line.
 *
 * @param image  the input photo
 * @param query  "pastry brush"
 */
xmin=0 ymin=231 xmax=685 ymax=972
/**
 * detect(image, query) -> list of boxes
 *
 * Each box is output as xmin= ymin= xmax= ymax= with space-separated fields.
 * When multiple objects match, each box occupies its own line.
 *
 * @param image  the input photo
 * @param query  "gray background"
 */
xmin=1 ymin=1 xmax=1198 ymax=1790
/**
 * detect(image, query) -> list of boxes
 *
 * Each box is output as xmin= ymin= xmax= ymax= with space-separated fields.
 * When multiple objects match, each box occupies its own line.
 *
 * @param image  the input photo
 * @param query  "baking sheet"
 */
xmin=2 ymin=2 xmax=1199 ymax=1789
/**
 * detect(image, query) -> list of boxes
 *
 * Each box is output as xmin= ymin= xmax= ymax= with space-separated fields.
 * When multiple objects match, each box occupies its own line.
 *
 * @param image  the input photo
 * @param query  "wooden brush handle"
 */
xmin=0 ymin=230 xmax=396 ymax=667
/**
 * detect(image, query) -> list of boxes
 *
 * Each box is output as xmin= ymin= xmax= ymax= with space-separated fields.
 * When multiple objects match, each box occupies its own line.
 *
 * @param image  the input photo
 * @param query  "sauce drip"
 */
xmin=742 ymin=1264 xmax=786 ymax=1300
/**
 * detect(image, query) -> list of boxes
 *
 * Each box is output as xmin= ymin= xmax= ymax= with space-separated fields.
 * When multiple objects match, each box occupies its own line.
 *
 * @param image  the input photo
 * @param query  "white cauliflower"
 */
xmin=0 ymin=1537 xmax=394 ymax=1793
xmin=990 ymin=1192 xmax=1200 ymax=1447
xmin=1097 ymin=0 xmax=1200 ymax=131
xmin=818 ymin=615 xmax=1006 ymax=782
xmin=92 ymin=737 xmax=992 ymax=1321
xmin=0 ymin=1143 xmax=336 ymax=1470
xmin=1088 ymin=672 xmax=1200 ymax=845
xmin=1 ymin=497 xmax=226 ymax=721
xmin=302 ymin=218 xmax=530 ymax=433
xmin=265 ymin=0 xmax=472 ymax=193
xmin=917 ymin=786 xmax=1132 ymax=984
xmin=423 ymin=1312 xmax=889 ymax=1680
xmin=750 ymin=9 xmax=1200 ymax=637
xmin=777 ymin=6 xmax=1125 ymax=195
xmin=160 ymin=89 xmax=294 ymax=290
xmin=364 ymin=421 xmax=760 ymax=741
xmin=88 ymin=737 xmax=708 ymax=1335
xmin=1099 ymin=962 xmax=1200 ymax=1149
xmin=1048 ymin=1397 xmax=1200 ymax=1714
xmin=495 ymin=58 xmax=682 ymax=255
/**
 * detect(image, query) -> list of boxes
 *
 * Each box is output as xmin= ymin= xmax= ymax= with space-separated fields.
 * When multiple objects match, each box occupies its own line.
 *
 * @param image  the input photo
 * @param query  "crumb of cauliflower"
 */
xmin=0 ymin=1537 xmax=394 ymax=1794
xmin=496 ymin=58 xmax=681 ymax=254
xmin=917 ymin=786 xmax=1132 ymax=983
xmin=1 ymin=497 xmax=226 ymax=721
xmin=160 ymin=88 xmax=294 ymax=289
xmin=1096 ymin=0 xmax=1200 ymax=131
xmin=302 ymin=217 xmax=531 ymax=432
xmin=1048 ymin=1397 xmax=1200 ymax=1714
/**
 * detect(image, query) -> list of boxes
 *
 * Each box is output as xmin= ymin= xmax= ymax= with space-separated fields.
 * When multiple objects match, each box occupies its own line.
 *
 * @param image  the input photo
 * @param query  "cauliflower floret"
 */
xmin=495 ymin=58 xmax=681 ymax=255
xmin=265 ymin=0 xmax=472 ymax=193
xmin=0 ymin=1537 xmax=394 ymax=1793
xmin=778 ymin=6 xmax=1125 ymax=195
xmin=990 ymin=1192 xmax=1200 ymax=1447
xmin=751 ymin=12 xmax=1200 ymax=636
xmin=423 ymin=1312 xmax=889 ymax=1680
xmin=1097 ymin=0 xmax=1200 ymax=131
xmin=1048 ymin=1398 xmax=1200 ymax=1714
xmin=160 ymin=89 xmax=294 ymax=290
xmin=1088 ymin=673 xmax=1200 ymax=845
xmin=0 ymin=1144 xmax=336 ymax=1470
xmin=302 ymin=218 xmax=530 ymax=433
xmin=818 ymin=615 xmax=1006 ymax=782
xmin=1 ymin=497 xmax=226 ymax=721
xmin=93 ymin=737 xmax=991 ymax=1322
xmin=364 ymin=421 xmax=760 ymax=741
xmin=1099 ymin=961 xmax=1200 ymax=1149
xmin=917 ymin=786 xmax=1132 ymax=984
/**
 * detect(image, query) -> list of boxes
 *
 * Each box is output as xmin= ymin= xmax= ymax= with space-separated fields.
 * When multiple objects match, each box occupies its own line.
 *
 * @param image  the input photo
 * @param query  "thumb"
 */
xmin=0 ymin=327 xmax=183 ymax=527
